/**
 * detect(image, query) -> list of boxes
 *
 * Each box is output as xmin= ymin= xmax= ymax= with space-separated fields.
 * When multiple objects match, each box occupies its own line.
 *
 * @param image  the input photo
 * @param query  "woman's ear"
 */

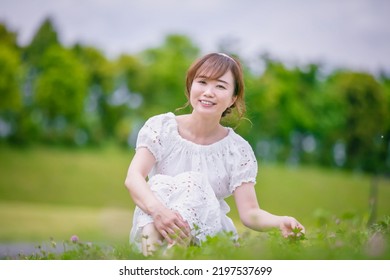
xmin=230 ymin=96 xmax=237 ymax=107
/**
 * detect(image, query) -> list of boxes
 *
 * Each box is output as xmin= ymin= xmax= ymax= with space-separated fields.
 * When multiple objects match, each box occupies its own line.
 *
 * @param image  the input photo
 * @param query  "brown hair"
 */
xmin=182 ymin=53 xmax=246 ymax=119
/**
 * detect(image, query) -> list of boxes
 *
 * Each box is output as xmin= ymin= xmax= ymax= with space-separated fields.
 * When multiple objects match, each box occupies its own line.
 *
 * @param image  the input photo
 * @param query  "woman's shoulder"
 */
xmin=227 ymin=128 xmax=253 ymax=150
xmin=143 ymin=112 xmax=176 ymax=129
xmin=145 ymin=112 xmax=175 ymax=123
xmin=224 ymin=128 xmax=257 ymax=160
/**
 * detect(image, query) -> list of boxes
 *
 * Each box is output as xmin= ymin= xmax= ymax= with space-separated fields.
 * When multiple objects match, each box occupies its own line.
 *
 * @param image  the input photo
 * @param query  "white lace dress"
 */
xmin=129 ymin=112 xmax=258 ymax=248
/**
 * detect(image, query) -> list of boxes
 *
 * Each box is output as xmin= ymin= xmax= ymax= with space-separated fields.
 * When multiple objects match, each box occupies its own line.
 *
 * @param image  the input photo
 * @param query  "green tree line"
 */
xmin=0 ymin=18 xmax=389 ymax=175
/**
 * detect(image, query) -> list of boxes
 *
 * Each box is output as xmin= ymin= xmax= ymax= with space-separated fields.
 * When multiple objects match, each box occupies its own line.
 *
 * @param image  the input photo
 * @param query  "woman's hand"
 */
xmin=279 ymin=216 xmax=305 ymax=238
xmin=151 ymin=205 xmax=191 ymax=245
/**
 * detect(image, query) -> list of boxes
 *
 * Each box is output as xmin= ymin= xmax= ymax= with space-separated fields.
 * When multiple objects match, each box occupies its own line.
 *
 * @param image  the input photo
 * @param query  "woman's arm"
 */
xmin=125 ymin=147 xmax=158 ymax=213
xmin=233 ymin=182 xmax=305 ymax=237
xmin=124 ymin=147 xmax=190 ymax=243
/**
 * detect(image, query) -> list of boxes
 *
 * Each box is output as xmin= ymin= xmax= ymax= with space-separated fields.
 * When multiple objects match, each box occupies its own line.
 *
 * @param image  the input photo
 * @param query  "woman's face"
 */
xmin=189 ymin=70 xmax=237 ymax=118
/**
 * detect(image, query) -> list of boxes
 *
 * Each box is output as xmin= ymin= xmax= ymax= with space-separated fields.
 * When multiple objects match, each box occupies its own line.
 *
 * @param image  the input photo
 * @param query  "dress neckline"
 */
xmin=167 ymin=112 xmax=232 ymax=148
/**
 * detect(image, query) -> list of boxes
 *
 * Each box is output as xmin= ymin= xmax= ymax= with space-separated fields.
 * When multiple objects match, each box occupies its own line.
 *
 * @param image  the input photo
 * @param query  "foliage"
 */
xmin=0 ymin=23 xmax=18 ymax=49
xmin=9 ymin=215 xmax=390 ymax=260
xmin=73 ymin=45 xmax=118 ymax=142
xmin=136 ymin=34 xmax=199 ymax=117
xmin=245 ymin=59 xmax=323 ymax=164
xmin=33 ymin=46 xmax=89 ymax=144
xmin=326 ymin=71 xmax=389 ymax=173
xmin=0 ymin=17 xmax=389 ymax=174
xmin=23 ymin=17 xmax=60 ymax=68
xmin=0 ymin=45 xmax=22 ymax=112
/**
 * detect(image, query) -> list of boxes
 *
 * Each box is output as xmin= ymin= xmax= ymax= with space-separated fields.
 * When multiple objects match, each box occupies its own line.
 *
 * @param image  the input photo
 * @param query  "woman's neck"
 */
xmin=176 ymin=112 xmax=226 ymax=145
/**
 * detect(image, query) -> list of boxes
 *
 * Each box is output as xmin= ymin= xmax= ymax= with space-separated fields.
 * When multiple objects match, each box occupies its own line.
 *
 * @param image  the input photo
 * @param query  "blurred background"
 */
xmin=0 ymin=0 xmax=389 ymax=250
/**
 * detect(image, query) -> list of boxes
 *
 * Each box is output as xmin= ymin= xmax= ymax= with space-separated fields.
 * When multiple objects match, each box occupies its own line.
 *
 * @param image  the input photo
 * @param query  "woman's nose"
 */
xmin=203 ymin=86 xmax=214 ymax=97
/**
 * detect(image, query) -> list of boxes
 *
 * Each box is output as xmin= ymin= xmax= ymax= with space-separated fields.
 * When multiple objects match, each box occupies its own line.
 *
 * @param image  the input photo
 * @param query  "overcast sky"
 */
xmin=1 ymin=0 xmax=389 ymax=74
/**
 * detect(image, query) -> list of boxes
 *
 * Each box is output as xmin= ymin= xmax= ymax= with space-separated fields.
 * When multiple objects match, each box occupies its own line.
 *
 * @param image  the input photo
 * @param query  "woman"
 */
xmin=124 ymin=53 xmax=305 ymax=255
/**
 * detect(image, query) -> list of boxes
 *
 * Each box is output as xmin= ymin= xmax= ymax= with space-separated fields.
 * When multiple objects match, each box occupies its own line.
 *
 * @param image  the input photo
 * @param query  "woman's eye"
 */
xmin=198 ymin=80 xmax=206 ymax=84
xmin=217 ymin=85 xmax=226 ymax=89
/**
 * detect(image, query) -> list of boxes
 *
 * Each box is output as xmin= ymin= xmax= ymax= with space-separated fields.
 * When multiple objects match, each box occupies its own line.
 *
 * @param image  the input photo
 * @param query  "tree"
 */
xmin=0 ymin=46 xmax=21 ymax=112
xmin=0 ymin=45 xmax=22 ymax=140
xmin=33 ymin=46 xmax=88 ymax=143
xmin=326 ymin=71 xmax=388 ymax=173
xmin=377 ymin=72 xmax=390 ymax=175
xmin=72 ymin=45 xmax=117 ymax=142
xmin=245 ymin=55 xmax=322 ymax=164
xmin=137 ymin=34 xmax=199 ymax=117
xmin=0 ymin=23 xmax=22 ymax=112
xmin=23 ymin=17 xmax=60 ymax=67
xmin=0 ymin=22 xmax=18 ymax=50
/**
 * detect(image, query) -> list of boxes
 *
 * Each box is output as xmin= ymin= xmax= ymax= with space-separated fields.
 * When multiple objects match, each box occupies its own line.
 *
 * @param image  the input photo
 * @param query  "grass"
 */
xmin=0 ymin=144 xmax=131 ymax=208
xmin=11 ymin=216 xmax=390 ymax=260
xmin=0 ymin=201 xmax=131 ymax=243
xmin=0 ymin=144 xmax=389 ymax=259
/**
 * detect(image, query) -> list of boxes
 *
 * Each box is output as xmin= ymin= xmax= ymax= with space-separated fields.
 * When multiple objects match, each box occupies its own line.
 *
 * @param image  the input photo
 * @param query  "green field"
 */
xmin=0 ymin=145 xmax=389 ymax=259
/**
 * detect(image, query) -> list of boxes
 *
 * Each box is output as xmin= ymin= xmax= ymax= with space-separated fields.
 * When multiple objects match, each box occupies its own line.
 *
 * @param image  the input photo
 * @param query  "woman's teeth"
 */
xmin=200 ymin=100 xmax=214 ymax=105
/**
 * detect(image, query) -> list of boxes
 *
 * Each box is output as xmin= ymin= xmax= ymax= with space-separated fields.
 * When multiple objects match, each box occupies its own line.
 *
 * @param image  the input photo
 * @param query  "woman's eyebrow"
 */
xmin=197 ymin=75 xmax=230 ymax=85
xmin=217 ymin=79 xmax=229 ymax=85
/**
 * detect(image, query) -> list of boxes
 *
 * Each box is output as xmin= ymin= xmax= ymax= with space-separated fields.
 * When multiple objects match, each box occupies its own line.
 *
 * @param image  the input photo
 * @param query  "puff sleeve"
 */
xmin=228 ymin=138 xmax=258 ymax=193
xmin=135 ymin=114 xmax=165 ymax=162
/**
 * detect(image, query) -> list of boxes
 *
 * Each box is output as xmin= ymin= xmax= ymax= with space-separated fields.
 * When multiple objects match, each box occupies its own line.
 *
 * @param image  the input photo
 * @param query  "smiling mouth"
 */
xmin=200 ymin=100 xmax=216 ymax=106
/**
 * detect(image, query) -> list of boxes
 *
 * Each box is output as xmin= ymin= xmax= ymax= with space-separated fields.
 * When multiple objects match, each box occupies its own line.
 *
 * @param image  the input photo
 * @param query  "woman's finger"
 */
xmin=171 ymin=224 xmax=191 ymax=240
xmin=160 ymin=229 xmax=174 ymax=244
xmin=174 ymin=212 xmax=191 ymax=235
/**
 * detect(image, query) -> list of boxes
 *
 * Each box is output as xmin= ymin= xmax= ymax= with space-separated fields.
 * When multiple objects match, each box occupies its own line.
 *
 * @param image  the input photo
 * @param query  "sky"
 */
xmin=1 ymin=0 xmax=390 ymax=74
